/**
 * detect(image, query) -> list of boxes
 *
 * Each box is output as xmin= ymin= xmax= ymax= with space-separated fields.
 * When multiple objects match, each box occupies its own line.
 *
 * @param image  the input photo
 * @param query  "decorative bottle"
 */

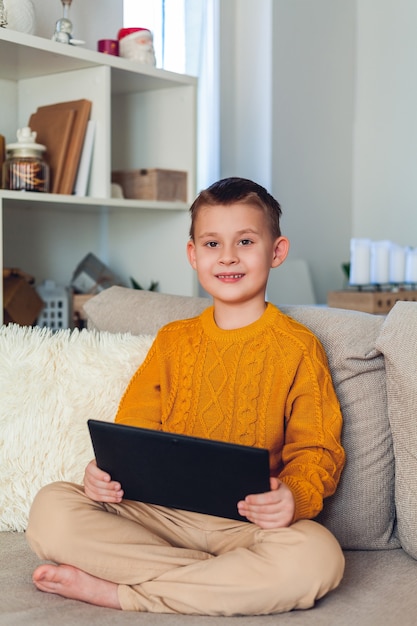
xmin=3 ymin=127 xmax=50 ymax=193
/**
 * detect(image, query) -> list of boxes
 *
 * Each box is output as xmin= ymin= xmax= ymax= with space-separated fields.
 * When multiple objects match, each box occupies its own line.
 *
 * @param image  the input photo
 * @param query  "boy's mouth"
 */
xmin=216 ymin=273 xmax=244 ymax=281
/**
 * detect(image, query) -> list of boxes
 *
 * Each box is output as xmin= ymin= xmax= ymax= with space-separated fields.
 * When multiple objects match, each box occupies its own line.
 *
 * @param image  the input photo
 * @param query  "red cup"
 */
xmin=97 ymin=39 xmax=119 ymax=56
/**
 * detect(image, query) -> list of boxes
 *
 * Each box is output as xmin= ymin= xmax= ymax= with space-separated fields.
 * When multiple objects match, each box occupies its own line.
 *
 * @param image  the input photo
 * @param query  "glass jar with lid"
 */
xmin=2 ymin=127 xmax=50 ymax=192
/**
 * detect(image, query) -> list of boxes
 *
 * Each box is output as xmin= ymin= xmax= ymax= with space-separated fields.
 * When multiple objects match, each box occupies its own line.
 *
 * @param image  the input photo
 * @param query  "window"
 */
xmin=123 ymin=0 xmax=186 ymax=74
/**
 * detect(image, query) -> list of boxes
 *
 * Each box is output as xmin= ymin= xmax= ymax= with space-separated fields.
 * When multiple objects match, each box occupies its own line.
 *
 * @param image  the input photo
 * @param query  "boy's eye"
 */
xmin=205 ymin=241 xmax=218 ymax=248
xmin=239 ymin=239 xmax=253 ymax=246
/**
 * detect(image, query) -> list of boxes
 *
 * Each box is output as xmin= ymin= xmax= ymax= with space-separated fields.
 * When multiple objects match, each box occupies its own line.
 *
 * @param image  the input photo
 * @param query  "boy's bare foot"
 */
xmin=32 ymin=564 xmax=121 ymax=609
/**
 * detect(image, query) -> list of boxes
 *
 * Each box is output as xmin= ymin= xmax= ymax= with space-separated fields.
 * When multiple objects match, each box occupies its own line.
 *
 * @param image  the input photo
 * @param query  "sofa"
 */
xmin=1 ymin=286 xmax=417 ymax=626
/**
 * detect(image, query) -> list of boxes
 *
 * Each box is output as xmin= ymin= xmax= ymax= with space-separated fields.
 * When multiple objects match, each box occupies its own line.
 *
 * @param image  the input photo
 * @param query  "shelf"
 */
xmin=0 ymin=190 xmax=189 ymax=214
xmin=0 ymin=26 xmax=198 ymax=317
xmin=0 ymin=29 xmax=197 ymax=94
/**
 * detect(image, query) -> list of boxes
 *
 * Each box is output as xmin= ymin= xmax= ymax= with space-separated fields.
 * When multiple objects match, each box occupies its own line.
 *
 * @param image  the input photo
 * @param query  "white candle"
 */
xmin=389 ymin=244 xmax=406 ymax=284
xmin=405 ymin=248 xmax=417 ymax=284
xmin=349 ymin=238 xmax=371 ymax=286
xmin=370 ymin=240 xmax=391 ymax=285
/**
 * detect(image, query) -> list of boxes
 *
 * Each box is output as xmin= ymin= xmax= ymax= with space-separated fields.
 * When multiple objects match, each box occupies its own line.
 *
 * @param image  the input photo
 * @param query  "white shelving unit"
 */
xmin=0 ymin=29 xmax=198 ymax=321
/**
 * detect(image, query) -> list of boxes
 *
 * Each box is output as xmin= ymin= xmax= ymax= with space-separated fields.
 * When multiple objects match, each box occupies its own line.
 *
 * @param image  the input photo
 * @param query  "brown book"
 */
xmin=29 ymin=107 xmax=76 ymax=193
xmin=33 ymin=99 xmax=92 ymax=195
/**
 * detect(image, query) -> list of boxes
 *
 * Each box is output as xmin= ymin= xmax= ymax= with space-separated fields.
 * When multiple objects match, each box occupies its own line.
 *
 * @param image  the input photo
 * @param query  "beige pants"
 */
xmin=26 ymin=481 xmax=344 ymax=616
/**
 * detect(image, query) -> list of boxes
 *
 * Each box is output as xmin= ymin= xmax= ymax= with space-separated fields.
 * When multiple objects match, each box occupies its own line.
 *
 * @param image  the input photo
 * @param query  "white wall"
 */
xmin=220 ymin=0 xmax=417 ymax=303
xmin=271 ymin=0 xmax=355 ymax=303
xmin=353 ymin=0 xmax=417 ymax=245
xmin=220 ymin=0 xmax=355 ymax=303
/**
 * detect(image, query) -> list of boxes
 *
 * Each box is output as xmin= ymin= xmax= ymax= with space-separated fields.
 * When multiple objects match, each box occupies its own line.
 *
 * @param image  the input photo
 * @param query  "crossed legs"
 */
xmin=26 ymin=482 xmax=344 ymax=615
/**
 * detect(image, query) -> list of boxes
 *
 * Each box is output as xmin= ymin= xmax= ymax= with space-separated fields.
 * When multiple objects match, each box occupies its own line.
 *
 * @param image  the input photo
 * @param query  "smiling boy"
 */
xmin=187 ymin=195 xmax=288 ymax=331
xmin=27 ymin=177 xmax=345 ymax=615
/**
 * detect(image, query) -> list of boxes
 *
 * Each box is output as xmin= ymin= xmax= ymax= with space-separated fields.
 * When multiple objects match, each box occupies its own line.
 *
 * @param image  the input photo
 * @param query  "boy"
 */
xmin=27 ymin=177 xmax=345 ymax=616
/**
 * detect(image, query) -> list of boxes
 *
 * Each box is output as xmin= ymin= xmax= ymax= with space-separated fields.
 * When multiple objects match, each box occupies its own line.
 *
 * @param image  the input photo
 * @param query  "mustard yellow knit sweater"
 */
xmin=116 ymin=304 xmax=345 ymax=522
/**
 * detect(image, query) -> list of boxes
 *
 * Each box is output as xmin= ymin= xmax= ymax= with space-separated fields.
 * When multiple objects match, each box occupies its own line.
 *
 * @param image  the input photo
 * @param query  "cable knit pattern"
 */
xmin=116 ymin=304 xmax=345 ymax=521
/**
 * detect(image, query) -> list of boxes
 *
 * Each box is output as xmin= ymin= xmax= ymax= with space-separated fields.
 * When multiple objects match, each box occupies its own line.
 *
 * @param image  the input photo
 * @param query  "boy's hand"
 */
xmin=83 ymin=459 xmax=124 ymax=503
xmin=237 ymin=477 xmax=295 ymax=528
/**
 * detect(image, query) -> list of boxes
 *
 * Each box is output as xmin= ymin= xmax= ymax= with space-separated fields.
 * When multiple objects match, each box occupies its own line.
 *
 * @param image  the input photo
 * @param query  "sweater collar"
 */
xmin=200 ymin=303 xmax=279 ymax=342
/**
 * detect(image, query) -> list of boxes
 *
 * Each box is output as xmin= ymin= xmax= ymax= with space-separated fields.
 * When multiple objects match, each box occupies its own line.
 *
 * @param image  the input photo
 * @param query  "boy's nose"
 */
xmin=219 ymin=246 xmax=238 ymax=265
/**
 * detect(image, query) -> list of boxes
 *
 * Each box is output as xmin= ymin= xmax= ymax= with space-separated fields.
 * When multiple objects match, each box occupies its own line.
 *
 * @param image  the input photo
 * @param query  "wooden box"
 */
xmin=327 ymin=290 xmax=417 ymax=314
xmin=111 ymin=168 xmax=187 ymax=202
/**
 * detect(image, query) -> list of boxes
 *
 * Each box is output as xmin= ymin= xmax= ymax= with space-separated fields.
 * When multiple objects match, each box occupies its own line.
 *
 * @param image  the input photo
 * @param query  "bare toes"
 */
xmin=32 ymin=564 xmax=73 ymax=593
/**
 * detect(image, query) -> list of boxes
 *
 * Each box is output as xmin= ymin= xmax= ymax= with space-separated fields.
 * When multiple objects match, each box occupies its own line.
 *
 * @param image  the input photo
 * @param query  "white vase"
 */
xmin=4 ymin=0 xmax=36 ymax=34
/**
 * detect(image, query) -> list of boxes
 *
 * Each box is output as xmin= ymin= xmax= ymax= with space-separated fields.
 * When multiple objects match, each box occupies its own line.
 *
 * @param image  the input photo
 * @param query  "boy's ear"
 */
xmin=271 ymin=236 xmax=290 ymax=268
xmin=187 ymin=239 xmax=197 ymax=270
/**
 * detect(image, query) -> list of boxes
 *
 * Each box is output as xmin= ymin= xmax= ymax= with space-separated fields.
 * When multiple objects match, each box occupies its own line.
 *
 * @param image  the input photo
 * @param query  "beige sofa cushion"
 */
xmin=280 ymin=305 xmax=398 ymax=551
xmin=83 ymin=288 xmax=398 ymax=550
xmin=84 ymin=286 xmax=210 ymax=335
xmin=376 ymin=301 xmax=417 ymax=559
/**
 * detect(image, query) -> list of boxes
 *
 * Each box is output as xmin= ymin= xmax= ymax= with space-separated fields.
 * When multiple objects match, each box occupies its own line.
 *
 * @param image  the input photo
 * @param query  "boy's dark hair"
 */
xmin=189 ymin=177 xmax=282 ymax=240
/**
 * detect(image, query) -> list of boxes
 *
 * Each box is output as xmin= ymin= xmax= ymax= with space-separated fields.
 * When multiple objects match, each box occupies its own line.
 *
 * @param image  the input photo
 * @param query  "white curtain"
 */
xmin=191 ymin=0 xmax=220 ymax=191
xmin=184 ymin=0 xmax=220 ymax=190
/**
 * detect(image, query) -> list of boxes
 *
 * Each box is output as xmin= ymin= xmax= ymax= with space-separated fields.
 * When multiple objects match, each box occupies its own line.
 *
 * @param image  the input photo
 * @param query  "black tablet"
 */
xmin=88 ymin=419 xmax=270 ymax=521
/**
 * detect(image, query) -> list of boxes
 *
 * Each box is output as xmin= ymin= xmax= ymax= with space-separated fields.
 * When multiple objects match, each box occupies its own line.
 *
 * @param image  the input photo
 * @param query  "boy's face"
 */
xmin=187 ymin=202 xmax=289 ymax=307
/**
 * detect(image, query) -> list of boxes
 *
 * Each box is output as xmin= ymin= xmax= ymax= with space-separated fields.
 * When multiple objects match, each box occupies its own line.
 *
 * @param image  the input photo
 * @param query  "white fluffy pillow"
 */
xmin=0 ymin=324 xmax=153 ymax=531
